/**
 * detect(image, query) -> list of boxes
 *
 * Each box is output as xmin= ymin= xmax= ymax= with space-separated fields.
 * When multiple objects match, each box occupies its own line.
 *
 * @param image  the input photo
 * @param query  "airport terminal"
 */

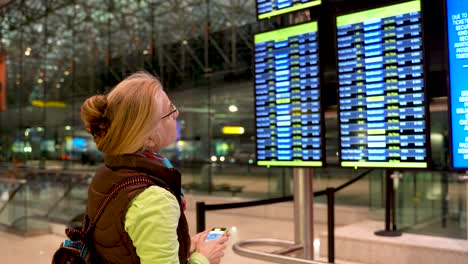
xmin=0 ymin=0 xmax=467 ymax=263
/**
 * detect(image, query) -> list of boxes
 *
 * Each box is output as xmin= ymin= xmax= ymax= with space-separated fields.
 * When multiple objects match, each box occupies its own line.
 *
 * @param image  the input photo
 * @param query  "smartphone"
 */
xmin=204 ymin=227 xmax=228 ymax=241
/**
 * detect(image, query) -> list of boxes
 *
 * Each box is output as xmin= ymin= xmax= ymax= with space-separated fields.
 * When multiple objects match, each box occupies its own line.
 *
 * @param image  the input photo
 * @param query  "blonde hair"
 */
xmin=81 ymin=72 xmax=165 ymax=154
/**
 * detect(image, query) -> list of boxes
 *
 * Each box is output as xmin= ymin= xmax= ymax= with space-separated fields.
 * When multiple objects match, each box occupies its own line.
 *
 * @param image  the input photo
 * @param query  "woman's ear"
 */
xmin=145 ymin=137 xmax=156 ymax=149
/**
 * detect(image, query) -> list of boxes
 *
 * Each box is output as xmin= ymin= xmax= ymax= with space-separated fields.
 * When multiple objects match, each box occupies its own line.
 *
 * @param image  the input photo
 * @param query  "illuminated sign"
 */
xmin=222 ymin=126 xmax=245 ymax=135
xmin=31 ymin=100 xmax=67 ymax=108
xmin=446 ymin=0 xmax=468 ymax=169
xmin=254 ymin=22 xmax=323 ymax=167
xmin=256 ymin=0 xmax=321 ymax=20
xmin=336 ymin=0 xmax=429 ymax=168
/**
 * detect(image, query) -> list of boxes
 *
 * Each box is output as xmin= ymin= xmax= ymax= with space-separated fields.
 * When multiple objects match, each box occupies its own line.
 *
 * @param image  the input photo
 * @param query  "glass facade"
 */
xmin=0 ymin=0 xmax=466 ymax=241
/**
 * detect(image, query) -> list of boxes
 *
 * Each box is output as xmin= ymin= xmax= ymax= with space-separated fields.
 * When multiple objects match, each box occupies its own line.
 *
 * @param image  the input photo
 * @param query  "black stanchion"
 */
xmin=196 ymin=201 xmax=206 ymax=233
xmin=192 ymin=170 xmax=372 ymax=263
xmin=375 ymin=170 xmax=401 ymax=237
xmin=326 ymin=188 xmax=335 ymax=263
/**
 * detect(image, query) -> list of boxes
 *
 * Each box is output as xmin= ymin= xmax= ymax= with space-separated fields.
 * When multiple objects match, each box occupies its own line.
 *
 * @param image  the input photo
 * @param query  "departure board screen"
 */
xmin=446 ymin=0 xmax=468 ymax=169
xmin=254 ymin=22 xmax=323 ymax=167
xmin=256 ymin=0 xmax=321 ymax=20
xmin=336 ymin=0 xmax=429 ymax=169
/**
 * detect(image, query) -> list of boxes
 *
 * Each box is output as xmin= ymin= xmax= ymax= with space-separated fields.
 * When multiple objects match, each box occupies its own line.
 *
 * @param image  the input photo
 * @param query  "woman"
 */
xmin=81 ymin=72 xmax=228 ymax=264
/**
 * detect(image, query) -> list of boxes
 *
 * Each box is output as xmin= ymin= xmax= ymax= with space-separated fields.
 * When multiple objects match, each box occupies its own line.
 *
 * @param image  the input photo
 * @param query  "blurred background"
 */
xmin=0 ymin=0 xmax=465 ymax=242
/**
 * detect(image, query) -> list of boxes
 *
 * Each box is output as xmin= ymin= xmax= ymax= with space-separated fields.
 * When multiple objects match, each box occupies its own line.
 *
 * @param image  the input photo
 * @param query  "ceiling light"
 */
xmin=228 ymin=105 xmax=238 ymax=112
xmin=222 ymin=126 xmax=245 ymax=135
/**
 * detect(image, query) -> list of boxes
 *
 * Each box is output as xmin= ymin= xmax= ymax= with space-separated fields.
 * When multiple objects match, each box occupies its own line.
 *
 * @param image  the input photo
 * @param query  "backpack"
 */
xmin=52 ymin=176 xmax=154 ymax=264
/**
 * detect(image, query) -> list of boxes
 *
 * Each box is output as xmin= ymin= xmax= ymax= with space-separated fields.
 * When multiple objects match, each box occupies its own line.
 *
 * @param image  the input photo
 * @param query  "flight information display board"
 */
xmin=256 ymin=0 xmax=321 ymax=20
xmin=336 ymin=0 xmax=429 ymax=169
xmin=254 ymin=22 xmax=323 ymax=167
xmin=446 ymin=0 xmax=468 ymax=169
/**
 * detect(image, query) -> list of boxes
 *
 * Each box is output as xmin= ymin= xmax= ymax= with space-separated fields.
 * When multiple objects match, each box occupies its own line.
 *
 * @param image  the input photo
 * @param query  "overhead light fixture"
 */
xmin=31 ymin=100 xmax=67 ymax=108
xmin=222 ymin=126 xmax=245 ymax=135
xmin=228 ymin=105 xmax=238 ymax=112
xmin=64 ymin=70 xmax=70 ymax=76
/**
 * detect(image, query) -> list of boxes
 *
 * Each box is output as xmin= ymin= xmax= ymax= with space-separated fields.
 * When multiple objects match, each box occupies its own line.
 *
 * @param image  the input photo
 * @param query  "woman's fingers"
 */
xmin=197 ymin=230 xmax=209 ymax=243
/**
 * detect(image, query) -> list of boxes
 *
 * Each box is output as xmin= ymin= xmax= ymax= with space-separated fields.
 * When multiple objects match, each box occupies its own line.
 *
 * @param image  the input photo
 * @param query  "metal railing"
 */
xmin=0 ymin=169 xmax=92 ymax=233
xmin=233 ymin=239 xmax=324 ymax=264
xmin=196 ymin=169 xmax=373 ymax=264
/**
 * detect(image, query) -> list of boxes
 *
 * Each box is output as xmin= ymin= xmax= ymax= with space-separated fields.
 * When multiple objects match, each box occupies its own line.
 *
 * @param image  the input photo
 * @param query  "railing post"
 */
xmin=196 ymin=201 xmax=206 ymax=233
xmin=293 ymin=168 xmax=314 ymax=260
xmin=326 ymin=188 xmax=335 ymax=263
xmin=375 ymin=170 xmax=401 ymax=237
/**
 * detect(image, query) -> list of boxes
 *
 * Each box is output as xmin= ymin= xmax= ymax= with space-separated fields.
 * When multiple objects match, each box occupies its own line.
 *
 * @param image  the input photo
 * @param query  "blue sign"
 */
xmin=254 ymin=22 xmax=324 ymax=167
xmin=336 ymin=1 xmax=429 ymax=169
xmin=447 ymin=0 xmax=468 ymax=169
xmin=72 ymin=138 xmax=86 ymax=148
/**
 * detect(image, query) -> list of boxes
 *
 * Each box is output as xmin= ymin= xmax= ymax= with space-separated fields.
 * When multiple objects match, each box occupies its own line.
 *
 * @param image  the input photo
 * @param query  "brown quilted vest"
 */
xmin=86 ymin=154 xmax=191 ymax=264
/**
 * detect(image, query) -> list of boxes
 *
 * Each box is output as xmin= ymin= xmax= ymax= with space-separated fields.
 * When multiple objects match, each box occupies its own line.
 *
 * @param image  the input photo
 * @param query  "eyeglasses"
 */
xmin=161 ymin=103 xmax=178 ymax=119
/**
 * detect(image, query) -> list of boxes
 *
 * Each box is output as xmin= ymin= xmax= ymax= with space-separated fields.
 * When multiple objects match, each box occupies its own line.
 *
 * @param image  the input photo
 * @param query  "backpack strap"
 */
xmin=82 ymin=175 xmax=154 ymax=236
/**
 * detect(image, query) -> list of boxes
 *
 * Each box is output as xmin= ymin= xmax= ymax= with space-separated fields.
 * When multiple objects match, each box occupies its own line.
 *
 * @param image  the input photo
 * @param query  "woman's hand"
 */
xmin=195 ymin=231 xmax=229 ymax=264
xmin=190 ymin=230 xmax=207 ymax=253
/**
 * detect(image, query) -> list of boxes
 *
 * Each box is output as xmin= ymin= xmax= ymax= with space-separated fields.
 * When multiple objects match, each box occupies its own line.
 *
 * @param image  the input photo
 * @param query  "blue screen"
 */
xmin=254 ymin=22 xmax=324 ymax=167
xmin=205 ymin=232 xmax=223 ymax=241
xmin=72 ymin=138 xmax=86 ymax=148
xmin=336 ymin=1 xmax=429 ymax=169
xmin=176 ymin=120 xmax=181 ymax=141
xmin=256 ymin=0 xmax=321 ymax=20
xmin=447 ymin=0 xmax=468 ymax=169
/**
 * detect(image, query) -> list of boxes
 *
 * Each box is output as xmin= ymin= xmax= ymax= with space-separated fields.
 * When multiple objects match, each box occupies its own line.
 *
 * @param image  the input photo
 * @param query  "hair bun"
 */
xmin=81 ymin=95 xmax=110 ymax=139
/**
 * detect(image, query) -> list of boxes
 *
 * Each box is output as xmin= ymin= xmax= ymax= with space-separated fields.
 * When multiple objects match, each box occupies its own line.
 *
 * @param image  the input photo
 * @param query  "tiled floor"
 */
xmin=2 ymin=163 xmax=465 ymax=263
xmin=0 ymin=209 xmax=318 ymax=264
xmin=0 ymin=206 xmax=351 ymax=264
xmin=5 ymin=195 xmax=466 ymax=264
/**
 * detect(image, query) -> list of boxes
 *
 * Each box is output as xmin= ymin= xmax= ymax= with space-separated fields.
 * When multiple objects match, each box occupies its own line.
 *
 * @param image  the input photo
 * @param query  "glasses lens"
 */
xmin=161 ymin=104 xmax=177 ymax=119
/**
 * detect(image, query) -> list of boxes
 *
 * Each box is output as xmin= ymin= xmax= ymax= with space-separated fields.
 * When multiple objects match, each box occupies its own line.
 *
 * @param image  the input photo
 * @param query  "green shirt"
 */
xmin=125 ymin=186 xmax=208 ymax=264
